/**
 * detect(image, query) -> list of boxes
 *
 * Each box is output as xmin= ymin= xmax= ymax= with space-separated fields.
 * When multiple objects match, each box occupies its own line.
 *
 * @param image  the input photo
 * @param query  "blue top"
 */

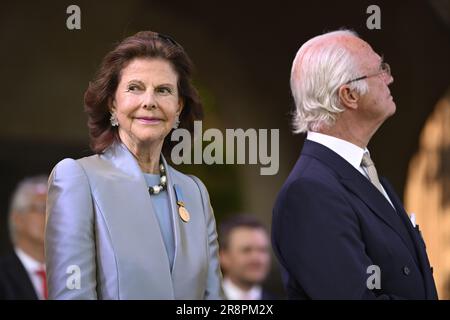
xmin=143 ymin=173 xmax=175 ymax=270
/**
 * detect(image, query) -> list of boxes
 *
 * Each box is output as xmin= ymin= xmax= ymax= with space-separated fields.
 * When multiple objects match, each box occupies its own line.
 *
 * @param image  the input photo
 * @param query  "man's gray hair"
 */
xmin=8 ymin=175 xmax=48 ymax=243
xmin=290 ymin=29 xmax=369 ymax=133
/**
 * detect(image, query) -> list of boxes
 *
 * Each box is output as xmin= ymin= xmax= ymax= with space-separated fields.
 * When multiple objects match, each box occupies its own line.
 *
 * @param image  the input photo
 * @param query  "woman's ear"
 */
xmin=108 ymin=97 xmax=117 ymax=113
xmin=177 ymin=97 xmax=185 ymax=115
xmin=338 ymin=85 xmax=360 ymax=110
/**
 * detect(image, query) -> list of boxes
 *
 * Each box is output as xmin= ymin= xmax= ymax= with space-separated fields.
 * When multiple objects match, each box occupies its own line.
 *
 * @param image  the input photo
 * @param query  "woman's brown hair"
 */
xmin=84 ymin=31 xmax=203 ymax=156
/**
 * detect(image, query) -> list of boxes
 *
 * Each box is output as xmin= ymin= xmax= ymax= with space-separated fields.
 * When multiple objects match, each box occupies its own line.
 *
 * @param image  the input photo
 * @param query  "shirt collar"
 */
xmin=14 ymin=247 xmax=45 ymax=273
xmin=307 ymin=131 xmax=369 ymax=171
xmin=222 ymin=277 xmax=262 ymax=300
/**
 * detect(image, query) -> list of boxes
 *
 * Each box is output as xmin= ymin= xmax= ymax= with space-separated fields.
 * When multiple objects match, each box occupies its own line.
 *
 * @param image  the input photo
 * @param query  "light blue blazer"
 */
xmin=45 ymin=141 xmax=224 ymax=299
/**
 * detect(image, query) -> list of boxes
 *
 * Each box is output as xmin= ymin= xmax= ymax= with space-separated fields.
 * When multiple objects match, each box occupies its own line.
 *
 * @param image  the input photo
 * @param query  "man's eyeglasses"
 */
xmin=345 ymin=62 xmax=391 ymax=85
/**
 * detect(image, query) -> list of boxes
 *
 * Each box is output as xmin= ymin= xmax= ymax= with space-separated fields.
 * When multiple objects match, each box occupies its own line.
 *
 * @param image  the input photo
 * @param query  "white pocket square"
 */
xmin=409 ymin=212 xmax=416 ymax=228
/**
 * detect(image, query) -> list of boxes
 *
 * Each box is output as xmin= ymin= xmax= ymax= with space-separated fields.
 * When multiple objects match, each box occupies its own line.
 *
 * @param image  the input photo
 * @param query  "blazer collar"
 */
xmin=102 ymin=141 xmax=182 ymax=275
xmin=306 ymin=131 xmax=368 ymax=172
xmin=9 ymin=251 xmax=39 ymax=300
xmin=301 ymin=140 xmax=419 ymax=265
xmin=103 ymin=141 xmax=153 ymax=179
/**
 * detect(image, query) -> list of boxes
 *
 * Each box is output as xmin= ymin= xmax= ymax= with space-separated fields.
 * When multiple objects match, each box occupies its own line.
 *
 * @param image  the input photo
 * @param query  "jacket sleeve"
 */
xmin=189 ymin=175 xmax=225 ymax=300
xmin=45 ymin=158 xmax=97 ymax=299
xmin=273 ymin=177 xmax=401 ymax=300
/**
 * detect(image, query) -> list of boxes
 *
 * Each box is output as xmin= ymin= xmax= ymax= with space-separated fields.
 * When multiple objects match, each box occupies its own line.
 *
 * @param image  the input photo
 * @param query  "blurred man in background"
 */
xmin=219 ymin=215 xmax=277 ymax=300
xmin=0 ymin=175 xmax=48 ymax=300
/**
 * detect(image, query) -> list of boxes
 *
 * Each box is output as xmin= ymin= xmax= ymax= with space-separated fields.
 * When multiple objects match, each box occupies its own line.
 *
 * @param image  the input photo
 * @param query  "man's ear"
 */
xmin=338 ymin=85 xmax=359 ymax=110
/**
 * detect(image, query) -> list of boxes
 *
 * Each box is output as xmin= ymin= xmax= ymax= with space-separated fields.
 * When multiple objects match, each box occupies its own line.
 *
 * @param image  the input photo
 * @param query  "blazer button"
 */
xmin=403 ymin=266 xmax=410 ymax=276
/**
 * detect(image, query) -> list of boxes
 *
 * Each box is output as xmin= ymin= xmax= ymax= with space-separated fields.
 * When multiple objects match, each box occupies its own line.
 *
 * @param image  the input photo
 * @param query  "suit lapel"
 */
xmin=9 ymin=252 xmax=39 ymax=300
xmin=106 ymin=144 xmax=186 ymax=279
xmin=161 ymin=155 xmax=182 ymax=275
xmin=302 ymin=141 xmax=420 ymax=266
xmin=107 ymin=144 xmax=184 ymax=277
xmin=340 ymin=176 xmax=420 ymax=265
xmin=381 ymin=178 xmax=438 ymax=298
xmin=100 ymin=142 xmax=175 ymax=296
xmin=380 ymin=177 xmax=424 ymax=255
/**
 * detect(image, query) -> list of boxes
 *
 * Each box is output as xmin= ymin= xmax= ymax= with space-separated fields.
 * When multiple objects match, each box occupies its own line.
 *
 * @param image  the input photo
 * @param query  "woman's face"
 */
xmin=112 ymin=58 xmax=183 ymax=150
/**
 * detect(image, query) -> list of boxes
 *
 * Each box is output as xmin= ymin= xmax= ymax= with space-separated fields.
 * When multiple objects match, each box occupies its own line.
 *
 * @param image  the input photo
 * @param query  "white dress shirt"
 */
xmin=306 ymin=131 xmax=394 ymax=208
xmin=222 ymin=277 xmax=262 ymax=300
xmin=15 ymin=247 xmax=46 ymax=300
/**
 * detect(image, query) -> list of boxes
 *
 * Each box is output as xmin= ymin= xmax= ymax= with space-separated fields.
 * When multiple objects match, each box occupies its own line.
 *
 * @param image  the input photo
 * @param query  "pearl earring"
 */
xmin=110 ymin=113 xmax=119 ymax=127
xmin=173 ymin=115 xmax=180 ymax=129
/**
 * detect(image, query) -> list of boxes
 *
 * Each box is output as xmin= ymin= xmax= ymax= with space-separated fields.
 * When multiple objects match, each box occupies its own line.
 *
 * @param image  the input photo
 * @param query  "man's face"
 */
xmin=220 ymin=227 xmax=271 ymax=286
xmin=356 ymin=39 xmax=396 ymax=125
xmin=13 ymin=192 xmax=47 ymax=246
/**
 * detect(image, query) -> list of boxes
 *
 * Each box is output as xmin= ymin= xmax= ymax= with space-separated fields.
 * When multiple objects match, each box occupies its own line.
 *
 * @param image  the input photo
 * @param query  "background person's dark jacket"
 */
xmin=0 ymin=251 xmax=38 ymax=300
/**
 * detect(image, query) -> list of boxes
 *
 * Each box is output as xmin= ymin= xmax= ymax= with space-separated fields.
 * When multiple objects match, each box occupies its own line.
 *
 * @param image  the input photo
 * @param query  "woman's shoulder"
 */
xmin=51 ymin=154 xmax=109 ymax=179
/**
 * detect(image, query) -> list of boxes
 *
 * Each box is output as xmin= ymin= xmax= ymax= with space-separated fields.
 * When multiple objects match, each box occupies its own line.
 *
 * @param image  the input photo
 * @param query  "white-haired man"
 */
xmin=272 ymin=30 xmax=437 ymax=299
xmin=0 ymin=175 xmax=48 ymax=300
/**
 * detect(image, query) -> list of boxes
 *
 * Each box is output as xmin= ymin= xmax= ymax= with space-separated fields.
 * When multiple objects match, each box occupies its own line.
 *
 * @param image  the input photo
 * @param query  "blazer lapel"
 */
xmin=381 ymin=178 xmax=438 ymax=298
xmin=9 ymin=252 xmax=39 ymax=300
xmin=302 ymin=141 xmax=419 ymax=266
xmin=380 ymin=177 xmax=425 ymax=257
xmin=161 ymin=160 xmax=212 ymax=299
xmin=340 ymin=176 xmax=420 ymax=266
xmin=161 ymin=155 xmax=182 ymax=274
xmin=100 ymin=142 xmax=175 ymax=297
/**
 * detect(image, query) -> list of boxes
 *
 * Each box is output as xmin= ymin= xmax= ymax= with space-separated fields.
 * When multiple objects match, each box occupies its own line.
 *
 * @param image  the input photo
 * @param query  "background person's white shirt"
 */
xmin=222 ymin=277 xmax=262 ymax=300
xmin=15 ymin=247 xmax=46 ymax=300
xmin=306 ymin=131 xmax=394 ymax=208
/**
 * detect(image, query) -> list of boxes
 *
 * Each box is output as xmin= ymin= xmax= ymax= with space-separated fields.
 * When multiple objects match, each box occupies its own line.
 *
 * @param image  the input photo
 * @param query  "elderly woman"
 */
xmin=45 ymin=31 xmax=223 ymax=299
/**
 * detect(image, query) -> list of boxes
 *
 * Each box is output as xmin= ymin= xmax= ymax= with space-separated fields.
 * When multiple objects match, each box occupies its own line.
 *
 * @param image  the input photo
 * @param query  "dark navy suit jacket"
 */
xmin=0 ymin=251 xmax=38 ymax=300
xmin=272 ymin=140 xmax=438 ymax=299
